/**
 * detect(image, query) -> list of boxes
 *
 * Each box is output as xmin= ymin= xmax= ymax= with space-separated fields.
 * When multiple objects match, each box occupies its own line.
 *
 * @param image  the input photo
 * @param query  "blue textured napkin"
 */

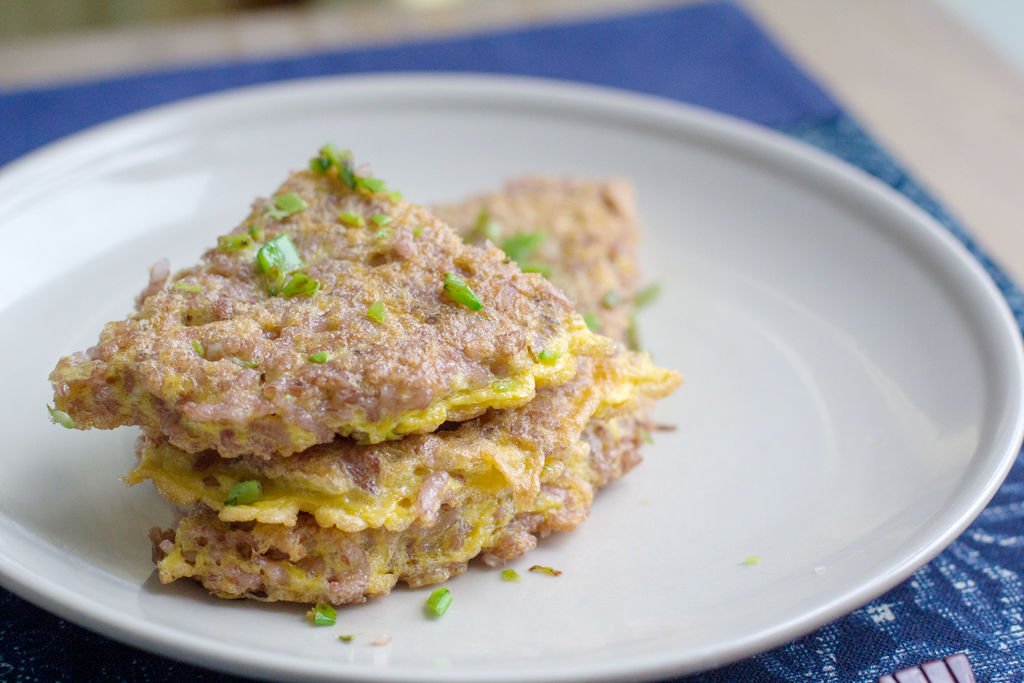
xmin=2 ymin=2 xmax=1022 ymax=681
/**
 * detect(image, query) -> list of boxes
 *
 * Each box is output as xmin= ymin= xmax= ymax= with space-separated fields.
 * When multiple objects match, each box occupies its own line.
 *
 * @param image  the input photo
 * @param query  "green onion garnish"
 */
xmin=387 ymin=190 xmax=403 ymax=202
xmin=356 ymin=176 xmax=386 ymax=193
xmin=520 ymin=262 xmax=552 ymax=277
xmin=230 ymin=357 xmax=259 ymax=369
xmin=371 ymin=213 xmax=392 ymax=227
xmin=173 ymin=281 xmax=203 ymax=293
xmin=264 ymin=192 xmax=308 ymax=220
xmin=528 ymin=565 xmax=562 ymax=577
xmin=601 ymin=289 xmax=622 ymax=308
xmin=338 ymin=162 xmax=356 ymax=190
xmin=375 ymin=229 xmax=390 ymax=240
xmin=538 ymin=348 xmax=562 ymax=364
xmin=582 ymin=312 xmax=601 ymax=332
xmin=192 ymin=339 xmax=205 ymax=357
xmin=310 ymin=143 xmax=348 ymax=174
xmin=425 ymin=587 xmax=453 ymax=617
xmin=308 ymin=351 xmax=330 ymax=364
xmin=637 ymin=427 xmax=653 ymax=444
xmin=307 ymin=602 xmax=337 ymax=626
xmin=443 ymin=272 xmax=483 ymax=311
xmin=742 ymin=555 xmax=761 ymax=566
xmin=281 ymin=272 xmax=320 ymax=298
xmin=218 ymin=233 xmax=254 ymax=251
xmin=472 ymin=210 xmax=502 ymax=243
xmin=634 ymin=282 xmax=661 ymax=308
xmin=500 ymin=569 xmax=521 ymax=582
xmin=412 ymin=226 xmax=425 ymax=238
xmin=224 ymin=480 xmax=262 ymax=506
xmin=366 ymin=301 xmax=386 ymax=323
xmin=46 ymin=404 xmax=74 ymax=429
xmin=338 ymin=635 xmax=355 ymax=642
xmin=257 ymin=234 xmax=303 ymax=276
xmin=309 ymin=143 xmax=356 ymax=187
xmin=492 ymin=379 xmax=518 ymax=393
xmin=338 ymin=211 xmax=365 ymax=227
xmin=626 ymin=314 xmax=642 ymax=352
xmin=502 ymin=232 xmax=545 ymax=265
xmin=248 ymin=224 xmax=264 ymax=241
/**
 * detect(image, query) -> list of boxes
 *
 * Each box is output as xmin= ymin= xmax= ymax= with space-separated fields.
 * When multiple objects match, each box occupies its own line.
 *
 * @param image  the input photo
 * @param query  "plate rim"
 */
xmin=2 ymin=71 xmax=1022 ymax=681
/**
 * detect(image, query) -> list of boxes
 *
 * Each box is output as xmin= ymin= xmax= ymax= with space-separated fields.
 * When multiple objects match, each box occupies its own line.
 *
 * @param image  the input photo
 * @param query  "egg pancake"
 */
xmin=132 ymin=167 xmax=682 ymax=605
xmin=50 ymin=157 xmax=612 ymax=458
xmin=149 ymin=408 xmax=654 ymax=605
xmin=128 ymin=351 xmax=679 ymax=534
xmin=434 ymin=176 xmax=641 ymax=342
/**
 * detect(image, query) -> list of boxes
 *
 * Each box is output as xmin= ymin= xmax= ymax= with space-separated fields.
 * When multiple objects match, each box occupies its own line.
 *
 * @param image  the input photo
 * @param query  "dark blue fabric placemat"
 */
xmin=2 ymin=2 xmax=1022 ymax=681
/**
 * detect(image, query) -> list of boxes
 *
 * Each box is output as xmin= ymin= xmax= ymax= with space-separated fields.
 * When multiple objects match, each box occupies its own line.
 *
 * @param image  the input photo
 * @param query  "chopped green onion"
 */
xmin=192 ymin=339 xmax=205 ymax=357
xmin=309 ymin=143 xmax=356 ymax=187
xmin=46 ymin=404 xmax=74 ymax=429
xmin=173 ymin=281 xmax=203 ymax=293
xmin=281 ymin=272 xmax=320 ymax=298
xmin=637 ymin=427 xmax=653 ymax=444
xmin=500 ymin=569 xmax=521 ymax=583
xmin=218 ymin=233 xmax=254 ymax=251
xmin=542 ymin=464 xmax=555 ymax=473
xmin=502 ymin=232 xmax=545 ymax=266
xmin=264 ymin=193 xmax=308 ymax=220
xmin=321 ymin=143 xmax=346 ymax=163
xmin=375 ymin=229 xmax=390 ymax=240
xmin=601 ymin=289 xmax=622 ymax=308
xmin=443 ymin=272 xmax=483 ymax=310
xmin=366 ymin=300 xmax=386 ymax=323
xmin=582 ymin=312 xmax=601 ymax=332
xmin=742 ymin=555 xmax=761 ymax=566
xmin=387 ymin=190 xmax=403 ymax=202
xmin=337 ymin=211 xmax=365 ymax=227
xmin=520 ymin=262 xmax=552 ymax=277
xmin=492 ymin=379 xmax=518 ymax=393
xmin=308 ymin=351 xmax=330 ymax=364
xmin=230 ymin=357 xmax=259 ymax=369
xmin=338 ymin=162 xmax=356 ymax=190
xmin=425 ymin=587 xmax=453 ymax=617
xmin=371 ymin=213 xmax=392 ymax=227
xmin=538 ymin=348 xmax=562 ymax=364
xmin=314 ymin=143 xmax=348 ymax=172
xmin=634 ymin=282 xmax=661 ymax=308
xmin=224 ymin=480 xmax=262 ymax=506
xmin=310 ymin=157 xmax=328 ymax=174
xmin=306 ymin=602 xmax=337 ymax=626
xmin=356 ymin=176 xmax=386 ymax=193
xmin=626 ymin=314 xmax=642 ymax=352
xmin=257 ymin=234 xmax=303 ymax=276
xmin=412 ymin=226 xmax=425 ymax=238
xmin=471 ymin=210 xmax=502 ymax=243
xmin=338 ymin=635 xmax=355 ymax=642
xmin=528 ymin=565 xmax=562 ymax=577
xmin=310 ymin=143 xmax=349 ymax=174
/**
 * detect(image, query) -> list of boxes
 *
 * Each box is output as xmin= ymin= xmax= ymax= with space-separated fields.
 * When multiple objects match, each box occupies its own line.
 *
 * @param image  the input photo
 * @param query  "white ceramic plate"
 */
xmin=1 ymin=74 xmax=1021 ymax=681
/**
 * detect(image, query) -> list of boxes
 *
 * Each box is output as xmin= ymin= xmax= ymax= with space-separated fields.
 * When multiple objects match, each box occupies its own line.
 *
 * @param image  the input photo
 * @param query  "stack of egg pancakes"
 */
xmin=49 ymin=150 xmax=680 ymax=605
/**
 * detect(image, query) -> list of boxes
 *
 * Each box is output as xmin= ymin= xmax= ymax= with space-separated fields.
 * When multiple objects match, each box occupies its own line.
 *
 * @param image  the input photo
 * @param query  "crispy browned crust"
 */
xmin=51 ymin=167 xmax=609 ymax=458
xmin=434 ymin=175 xmax=642 ymax=343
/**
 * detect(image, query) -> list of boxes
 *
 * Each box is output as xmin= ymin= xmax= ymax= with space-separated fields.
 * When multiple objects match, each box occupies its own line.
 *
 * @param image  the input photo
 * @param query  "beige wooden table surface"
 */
xmin=3 ymin=0 xmax=1023 ymax=283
